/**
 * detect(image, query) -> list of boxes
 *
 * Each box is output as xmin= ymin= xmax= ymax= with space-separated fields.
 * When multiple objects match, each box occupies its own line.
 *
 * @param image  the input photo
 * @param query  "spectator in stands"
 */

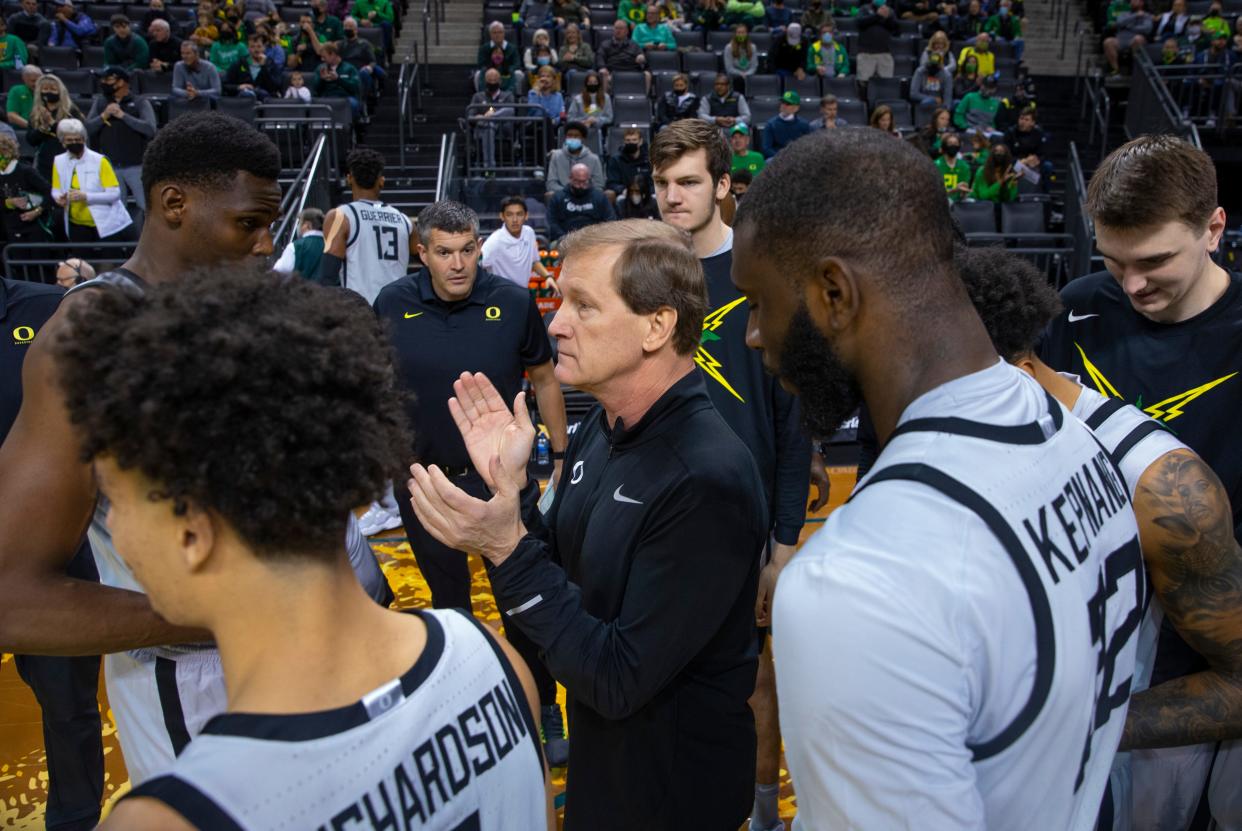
xmin=548 ymin=161 xmax=613 ymax=239
xmin=857 ymin=0 xmax=899 ymax=81
xmin=1202 ymin=1 xmax=1231 ymax=41
xmin=970 ymin=141 xmax=1017 ymax=201
xmin=1003 ymin=105 xmax=1049 ymax=181
xmin=480 ymin=195 xmax=554 ymax=287
xmin=598 ymin=18 xmax=648 ymax=81
xmin=869 ymin=103 xmax=900 ymax=136
xmin=1155 ymin=0 xmax=1189 ymax=40
xmin=85 ymin=67 xmax=155 ymax=216
xmin=341 ymin=18 xmax=384 ymax=97
xmin=139 ymin=0 xmax=170 ymax=34
xmin=658 ymin=72 xmax=701 ymax=126
xmin=554 ymin=0 xmax=591 ymax=28
xmin=911 ymin=51 xmax=954 ymax=107
xmin=27 ymin=75 xmax=83 ymax=181
xmin=801 ymin=0 xmax=830 ymax=31
xmin=692 ymin=0 xmax=727 ymax=30
xmin=954 ymin=71 xmax=1000 ymax=136
xmin=528 ymin=65 xmax=566 ymax=121
xmin=311 ymin=0 xmax=345 ymax=46
xmin=547 ymin=121 xmax=605 ymax=198
xmin=289 ymin=15 xmax=325 ymax=70
xmin=935 ymin=132 xmax=973 ymax=201
xmin=913 ymin=105 xmax=953 ymax=155
xmin=656 ymin=0 xmax=687 ymax=30
xmin=958 ymin=32 xmax=995 ymax=76
xmin=0 ymin=133 xmax=52 ymax=244
xmin=147 ymin=20 xmax=182 ymax=71
xmin=605 ymin=126 xmax=651 ymax=199
xmin=700 ymin=72 xmax=751 ymax=128
xmin=808 ymin=21 xmax=850 ymax=77
xmin=210 ymin=22 xmax=248 ymax=72
xmin=951 ymin=0 xmax=987 ymax=39
xmin=54 ymin=257 xmax=94 ymax=286
xmin=282 ymin=71 xmax=310 ymax=101
xmin=558 ymin=24 xmax=595 ymax=73
xmin=725 ymin=24 xmax=759 ymax=80
xmin=772 ymin=22 xmax=808 ymax=78
xmin=192 ymin=11 xmax=219 ymax=49
xmin=729 ymin=167 xmax=751 ymax=203
xmin=47 ymin=0 xmax=95 ymax=49
xmin=351 ymin=0 xmax=394 ymax=54
xmin=729 ymin=122 xmax=764 ymax=172
xmin=567 ymin=70 xmax=613 ymax=138
xmin=724 ymin=0 xmax=766 ymax=28
xmin=954 ymin=52 xmax=981 ymax=98
xmin=173 ymin=41 xmax=224 ymax=101
xmin=468 ymin=67 xmax=515 ymax=168
xmin=0 ymin=18 xmax=28 ymax=70
xmin=634 ymin=5 xmax=677 ymax=50
xmin=8 ymin=0 xmax=50 ymax=49
xmin=479 ymin=21 xmax=524 ymax=92
xmin=766 ymin=0 xmax=792 ymax=38
xmin=921 ymin=30 xmax=957 ymax=73
xmin=103 ymin=15 xmax=150 ymax=70
xmin=619 ymin=0 xmax=648 ymax=27
xmin=984 ymin=0 xmax=1023 ymax=61
xmin=1103 ymin=0 xmax=1153 ymax=75
xmin=1160 ymin=35 xmax=1192 ymax=64
xmin=224 ymin=34 xmax=284 ymax=99
xmin=1182 ymin=16 xmax=1208 ymax=52
xmin=899 ymin=0 xmax=939 ymax=25
xmin=524 ymin=28 xmax=559 ymax=74
xmin=994 ymin=67 xmax=1036 ymax=129
xmin=6 ymin=66 xmax=41 ymax=130
xmin=761 ymin=89 xmax=811 ymax=156
xmin=311 ymin=42 xmax=362 ymax=119
xmin=810 ymin=94 xmax=848 ymax=128
xmin=617 ymin=174 xmax=660 ymax=218
xmin=51 ymin=119 xmax=135 ymax=242
xmin=1191 ymin=31 xmax=1231 ymax=124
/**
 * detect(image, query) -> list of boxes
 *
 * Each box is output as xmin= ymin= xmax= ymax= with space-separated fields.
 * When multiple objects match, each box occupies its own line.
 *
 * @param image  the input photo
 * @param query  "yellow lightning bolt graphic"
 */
xmin=696 ymin=297 xmax=749 ymax=403
xmin=1143 ymin=373 xmax=1238 ymax=423
xmin=1075 ymin=343 xmax=1123 ymax=398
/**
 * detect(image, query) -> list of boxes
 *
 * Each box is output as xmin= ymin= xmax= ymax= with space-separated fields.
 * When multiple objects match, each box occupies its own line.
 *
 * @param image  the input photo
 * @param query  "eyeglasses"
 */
xmin=56 ymin=260 xmax=85 ymax=284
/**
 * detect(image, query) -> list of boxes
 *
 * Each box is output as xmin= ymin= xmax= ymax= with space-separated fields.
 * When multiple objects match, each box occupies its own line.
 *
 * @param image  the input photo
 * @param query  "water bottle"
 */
xmin=536 ymin=432 xmax=550 ymax=467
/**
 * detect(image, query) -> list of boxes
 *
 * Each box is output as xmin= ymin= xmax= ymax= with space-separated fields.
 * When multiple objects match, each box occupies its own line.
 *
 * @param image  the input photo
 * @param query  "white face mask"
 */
xmin=630 ymin=193 xmax=643 ymax=204
xmin=779 ymin=111 xmax=795 ymax=121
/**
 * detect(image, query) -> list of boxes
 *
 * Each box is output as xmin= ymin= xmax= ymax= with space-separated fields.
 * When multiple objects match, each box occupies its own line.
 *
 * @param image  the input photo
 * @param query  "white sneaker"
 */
xmin=358 ymin=502 xmax=390 ymax=536
xmin=379 ymin=507 xmax=405 ymax=533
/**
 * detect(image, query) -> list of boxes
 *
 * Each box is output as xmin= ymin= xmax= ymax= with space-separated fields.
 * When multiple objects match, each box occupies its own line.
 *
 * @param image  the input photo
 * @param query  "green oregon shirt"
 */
xmin=934 ymin=155 xmax=973 ymax=202
xmin=5 ymin=85 xmax=32 ymax=122
xmin=731 ymin=150 xmax=765 ymax=175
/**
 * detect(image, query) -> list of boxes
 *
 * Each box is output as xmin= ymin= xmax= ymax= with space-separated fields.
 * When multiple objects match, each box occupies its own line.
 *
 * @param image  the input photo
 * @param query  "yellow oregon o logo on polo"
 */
xmin=485 ymin=306 xmax=501 ymax=321
xmin=12 ymin=326 xmax=34 ymax=344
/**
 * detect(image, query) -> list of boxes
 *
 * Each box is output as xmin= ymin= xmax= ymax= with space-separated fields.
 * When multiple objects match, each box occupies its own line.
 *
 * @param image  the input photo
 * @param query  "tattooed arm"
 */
xmin=1121 ymin=448 xmax=1242 ymax=750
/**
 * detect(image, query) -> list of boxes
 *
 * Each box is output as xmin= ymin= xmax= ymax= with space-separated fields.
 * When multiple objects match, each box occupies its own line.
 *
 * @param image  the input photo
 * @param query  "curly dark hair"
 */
xmin=954 ymin=244 xmax=1063 ymax=362
xmin=53 ymin=267 xmax=413 ymax=561
xmin=141 ymin=113 xmax=281 ymax=204
xmin=346 ymin=147 xmax=387 ymax=190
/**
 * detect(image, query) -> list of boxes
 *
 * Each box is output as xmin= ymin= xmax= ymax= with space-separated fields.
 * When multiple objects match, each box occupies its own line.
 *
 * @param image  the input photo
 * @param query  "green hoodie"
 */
xmin=953 ymin=90 xmax=1000 ymax=131
xmin=351 ymin=0 xmax=394 ymax=23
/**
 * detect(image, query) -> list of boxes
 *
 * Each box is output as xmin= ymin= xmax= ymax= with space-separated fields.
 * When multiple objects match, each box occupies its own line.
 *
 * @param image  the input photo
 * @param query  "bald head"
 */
xmin=569 ymin=163 xmax=592 ymax=190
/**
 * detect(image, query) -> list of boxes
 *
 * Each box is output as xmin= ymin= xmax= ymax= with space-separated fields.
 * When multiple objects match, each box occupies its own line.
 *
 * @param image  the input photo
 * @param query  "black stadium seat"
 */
xmin=38 ymin=45 xmax=79 ymax=70
xmin=953 ymin=200 xmax=998 ymax=235
xmin=1001 ymin=201 xmax=1047 ymax=235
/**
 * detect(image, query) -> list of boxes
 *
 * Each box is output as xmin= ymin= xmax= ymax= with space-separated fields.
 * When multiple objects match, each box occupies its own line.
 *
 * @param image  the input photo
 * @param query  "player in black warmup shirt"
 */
xmin=1040 ymin=134 xmax=1242 ymax=830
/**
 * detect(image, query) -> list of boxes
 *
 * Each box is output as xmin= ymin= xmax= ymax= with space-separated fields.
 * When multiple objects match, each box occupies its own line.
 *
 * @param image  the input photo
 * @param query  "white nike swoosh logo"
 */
xmin=613 ymin=486 xmax=642 ymax=505
xmin=1067 ymin=311 xmax=1099 ymax=322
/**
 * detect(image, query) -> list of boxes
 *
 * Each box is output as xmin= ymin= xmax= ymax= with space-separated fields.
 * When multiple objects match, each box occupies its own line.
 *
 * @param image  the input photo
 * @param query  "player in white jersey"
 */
xmin=956 ymin=246 xmax=1242 ymax=831
xmin=322 ymin=147 xmax=416 ymax=305
xmin=731 ymin=131 xmax=1141 ymax=829
xmin=46 ymin=266 xmax=552 ymax=831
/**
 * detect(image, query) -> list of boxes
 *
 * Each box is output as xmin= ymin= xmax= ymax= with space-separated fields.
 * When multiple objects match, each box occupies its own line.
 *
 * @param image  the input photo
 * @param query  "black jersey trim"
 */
xmin=64 ymin=269 xmax=148 ymax=299
xmin=155 ymin=657 xmax=192 ymax=756
xmin=1111 ymin=421 xmax=1171 ymax=472
xmin=345 ymin=203 xmax=361 ymax=249
xmin=200 ymin=610 xmax=446 ymax=742
xmin=850 ymin=463 xmax=1056 ymax=761
xmin=451 ymin=609 xmax=548 ymax=779
xmin=888 ymin=390 xmax=1064 ymax=446
xmin=125 ymin=774 xmax=244 ymax=831
xmin=1083 ymin=397 xmax=1128 ymax=431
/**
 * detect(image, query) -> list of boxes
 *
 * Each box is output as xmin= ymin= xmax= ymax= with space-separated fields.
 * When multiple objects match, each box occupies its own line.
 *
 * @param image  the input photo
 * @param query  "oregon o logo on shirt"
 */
xmin=485 ymin=306 xmax=502 ymax=321
xmin=12 ymin=325 xmax=34 ymax=344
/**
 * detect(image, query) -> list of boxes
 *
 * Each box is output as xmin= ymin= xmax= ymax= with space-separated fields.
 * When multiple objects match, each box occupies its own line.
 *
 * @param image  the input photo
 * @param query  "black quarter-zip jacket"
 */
xmin=488 ymin=369 xmax=765 ymax=831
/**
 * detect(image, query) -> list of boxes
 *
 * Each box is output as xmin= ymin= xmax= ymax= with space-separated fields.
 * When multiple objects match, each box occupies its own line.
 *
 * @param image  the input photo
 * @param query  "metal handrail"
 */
xmin=1066 ymin=141 xmax=1096 ymax=281
xmin=1080 ymin=72 xmax=1111 ymax=159
xmin=269 ymin=134 xmax=329 ymax=262
xmin=1128 ymin=50 xmax=1202 ymax=147
xmin=436 ymin=131 xmax=458 ymax=202
xmin=4 ymin=242 xmax=137 ymax=285
xmin=397 ymin=53 xmax=424 ymax=168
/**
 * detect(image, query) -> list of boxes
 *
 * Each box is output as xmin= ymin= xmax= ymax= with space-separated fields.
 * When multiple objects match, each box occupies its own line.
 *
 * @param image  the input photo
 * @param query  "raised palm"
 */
xmin=448 ymin=372 xmax=534 ymax=492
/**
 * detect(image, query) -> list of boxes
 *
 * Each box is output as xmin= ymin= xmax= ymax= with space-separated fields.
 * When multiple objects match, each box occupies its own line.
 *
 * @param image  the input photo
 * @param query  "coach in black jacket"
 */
xmin=408 ymin=219 xmax=766 ymax=831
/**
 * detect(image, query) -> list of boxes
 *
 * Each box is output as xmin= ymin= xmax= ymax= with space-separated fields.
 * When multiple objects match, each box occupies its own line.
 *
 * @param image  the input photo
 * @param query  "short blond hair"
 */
xmin=561 ymin=220 xmax=707 ymax=356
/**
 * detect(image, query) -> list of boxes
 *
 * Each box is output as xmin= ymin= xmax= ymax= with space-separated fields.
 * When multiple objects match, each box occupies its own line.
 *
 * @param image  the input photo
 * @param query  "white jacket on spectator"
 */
xmin=51 ymin=146 xmax=132 ymax=238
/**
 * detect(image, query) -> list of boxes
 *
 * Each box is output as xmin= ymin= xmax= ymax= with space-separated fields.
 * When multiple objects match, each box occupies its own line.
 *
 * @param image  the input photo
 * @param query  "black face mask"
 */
xmin=624 ymin=142 xmax=640 ymax=155
xmin=64 ymin=142 xmax=85 ymax=156
xmin=100 ymin=81 xmax=116 ymax=96
xmin=586 ymin=83 xmax=600 ymax=92
xmin=345 ymin=28 xmax=357 ymax=37
xmin=485 ymin=81 xmax=500 ymax=92
xmin=944 ymin=143 xmax=959 ymax=156
xmin=570 ymin=185 xmax=590 ymax=197
xmin=41 ymin=93 xmax=60 ymax=105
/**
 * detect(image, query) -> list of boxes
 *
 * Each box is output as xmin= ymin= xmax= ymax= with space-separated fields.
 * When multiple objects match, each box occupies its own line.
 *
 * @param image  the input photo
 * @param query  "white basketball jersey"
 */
xmin=124 ymin=609 xmax=547 ymax=830
xmin=775 ymin=361 xmax=1143 ymax=831
xmin=342 ymin=199 xmax=412 ymax=304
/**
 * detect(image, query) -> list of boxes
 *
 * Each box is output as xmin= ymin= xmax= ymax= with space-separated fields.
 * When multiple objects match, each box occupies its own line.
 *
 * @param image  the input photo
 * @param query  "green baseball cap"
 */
xmin=781 ymin=90 xmax=801 ymax=105
xmin=730 ymin=123 xmax=750 ymax=134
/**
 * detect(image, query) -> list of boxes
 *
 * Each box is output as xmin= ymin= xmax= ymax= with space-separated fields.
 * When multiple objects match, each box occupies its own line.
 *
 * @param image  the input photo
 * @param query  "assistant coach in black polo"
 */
xmin=373 ymin=199 xmax=570 ymax=762
xmin=1 ymin=277 xmax=105 ymax=831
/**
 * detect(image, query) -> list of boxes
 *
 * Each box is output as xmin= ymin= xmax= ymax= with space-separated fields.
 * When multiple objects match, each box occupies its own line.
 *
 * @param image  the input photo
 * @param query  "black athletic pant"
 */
xmin=13 ymin=542 xmax=104 ymax=831
xmin=394 ymin=473 xmax=558 ymax=707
